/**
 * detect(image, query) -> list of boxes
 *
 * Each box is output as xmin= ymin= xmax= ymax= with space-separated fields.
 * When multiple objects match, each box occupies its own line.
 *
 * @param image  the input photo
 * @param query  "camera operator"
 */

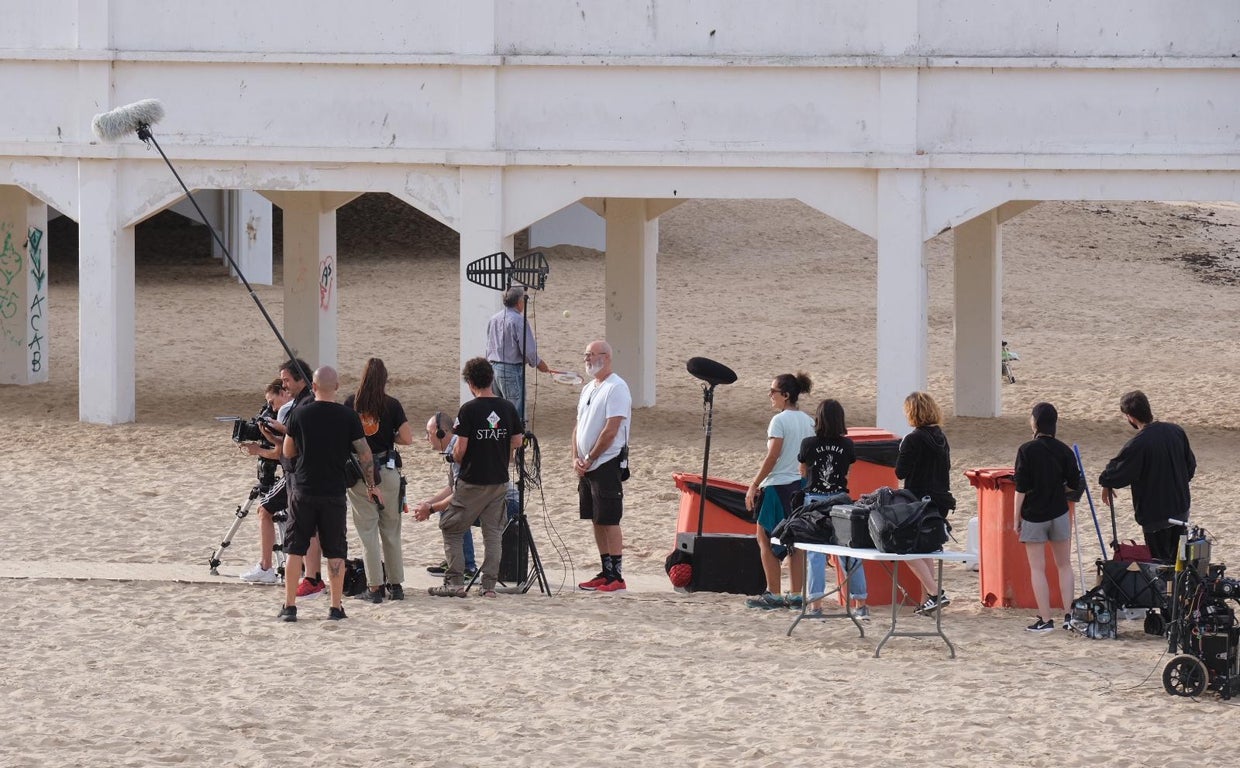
xmin=238 ymin=378 xmax=292 ymax=584
xmin=279 ymin=365 xmax=381 ymax=621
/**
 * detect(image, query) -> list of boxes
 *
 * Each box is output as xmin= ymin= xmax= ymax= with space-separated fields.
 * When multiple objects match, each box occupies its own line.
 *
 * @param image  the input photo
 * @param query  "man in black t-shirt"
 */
xmin=278 ymin=365 xmax=380 ymax=621
xmin=1099 ymin=390 xmax=1196 ymax=562
xmin=430 ymin=358 xmax=523 ymax=597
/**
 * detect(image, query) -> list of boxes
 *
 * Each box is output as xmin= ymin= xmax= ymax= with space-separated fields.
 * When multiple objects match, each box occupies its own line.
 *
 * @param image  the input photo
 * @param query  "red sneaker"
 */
xmin=596 ymin=578 xmax=627 ymax=594
xmin=578 ymin=573 xmax=608 ymax=591
xmin=296 ymin=579 xmax=325 ymax=598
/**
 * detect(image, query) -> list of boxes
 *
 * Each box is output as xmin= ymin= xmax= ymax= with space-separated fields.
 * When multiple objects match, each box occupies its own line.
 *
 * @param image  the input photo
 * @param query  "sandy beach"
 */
xmin=2 ymin=195 xmax=1239 ymax=767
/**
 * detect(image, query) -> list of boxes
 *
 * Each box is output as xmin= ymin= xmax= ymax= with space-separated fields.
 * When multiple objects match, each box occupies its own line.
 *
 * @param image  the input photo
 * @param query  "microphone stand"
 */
xmin=695 ymin=381 xmax=719 ymax=539
xmin=135 ymin=124 xmax=310 ymax=383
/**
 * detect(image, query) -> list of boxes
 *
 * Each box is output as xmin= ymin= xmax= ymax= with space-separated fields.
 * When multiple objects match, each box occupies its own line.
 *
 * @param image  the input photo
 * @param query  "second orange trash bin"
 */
xmin=966 ymin=467 xmax=1074 ymax=610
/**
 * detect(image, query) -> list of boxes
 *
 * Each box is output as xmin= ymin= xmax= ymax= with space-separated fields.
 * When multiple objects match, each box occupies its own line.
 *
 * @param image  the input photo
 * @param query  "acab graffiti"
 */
xmin=28 ymin=226 xmax=45 ymax=373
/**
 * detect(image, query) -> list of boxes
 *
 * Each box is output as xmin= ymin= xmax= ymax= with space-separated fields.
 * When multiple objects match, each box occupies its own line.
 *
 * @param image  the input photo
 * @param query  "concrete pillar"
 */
xmin=603 ymin=198 xmax=658 ymax=408
xmin=78 ymin=160 xmax=136 ymax=424
xmin=459 ymin=167 xmax=514 ymax=404
xmin=263 ymin=192 xmax=358 ymax=371
xmin=875 ymin=170 xmax=927 ymax=436
xmin=0 ymin=187 xmax=49 ymax=385
xmin=227 ymin=190 xmax=274 ymax=286
xmin=953 ymin=210 xmax=1003 ymax=417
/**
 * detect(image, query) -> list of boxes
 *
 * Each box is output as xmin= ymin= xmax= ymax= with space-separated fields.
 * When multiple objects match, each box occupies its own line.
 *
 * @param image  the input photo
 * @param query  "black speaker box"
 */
xmin=499 ymin=517 xmax=530 ymax=584
xmin=677 ymin=533 xmax=766 ymax=595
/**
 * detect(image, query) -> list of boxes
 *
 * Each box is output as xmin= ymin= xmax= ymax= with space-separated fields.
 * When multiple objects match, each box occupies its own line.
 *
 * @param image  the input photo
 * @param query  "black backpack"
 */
xmin=864 ymin=490 xmax=949 ymax=554
xmin=770 ymin=495 xmax=842 ymax=547
xmin=342 ymin=558 xmax=367 ymax=596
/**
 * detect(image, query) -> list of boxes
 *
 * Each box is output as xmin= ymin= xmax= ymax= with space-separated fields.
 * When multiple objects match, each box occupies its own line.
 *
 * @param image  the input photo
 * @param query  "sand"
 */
xmin=2 ymin=196 xmax=1240 ymax=767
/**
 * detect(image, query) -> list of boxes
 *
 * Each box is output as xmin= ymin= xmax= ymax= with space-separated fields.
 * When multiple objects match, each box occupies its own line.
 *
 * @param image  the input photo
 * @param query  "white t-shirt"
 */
xmin=575 ymin=373 xmax=632 ymax=470
xmin=761 ymin=408 xmax=814 ymax=487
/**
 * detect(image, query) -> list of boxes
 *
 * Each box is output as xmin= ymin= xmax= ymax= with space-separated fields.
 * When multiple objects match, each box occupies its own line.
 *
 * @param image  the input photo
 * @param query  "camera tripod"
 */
xmin=208 ymin=480 xmax=288 ymax=581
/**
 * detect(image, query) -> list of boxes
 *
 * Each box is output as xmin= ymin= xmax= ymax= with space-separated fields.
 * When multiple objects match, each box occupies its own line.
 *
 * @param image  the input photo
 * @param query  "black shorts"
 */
xmin=259 ymin=476 xmax=288 ymax=514
xmin=286 ymin=489 xmax=348 ymax=560
xmin=579 ymin=456 xmax=624 ymax=526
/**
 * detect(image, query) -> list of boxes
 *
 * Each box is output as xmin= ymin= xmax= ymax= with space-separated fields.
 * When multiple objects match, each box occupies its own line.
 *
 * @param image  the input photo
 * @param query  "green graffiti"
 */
xmin=28 ymin=227 xmax=45 ymax=292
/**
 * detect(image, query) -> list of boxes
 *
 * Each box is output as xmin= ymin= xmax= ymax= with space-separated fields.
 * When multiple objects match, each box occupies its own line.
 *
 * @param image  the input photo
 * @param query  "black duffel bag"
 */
xmin=865 ymin=490 xmax=949 ymax=554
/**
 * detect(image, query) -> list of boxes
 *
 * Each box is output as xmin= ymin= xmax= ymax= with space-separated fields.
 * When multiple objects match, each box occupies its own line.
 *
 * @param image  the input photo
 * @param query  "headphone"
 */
xmin=432 ymin=411 xmax=446 ymax=440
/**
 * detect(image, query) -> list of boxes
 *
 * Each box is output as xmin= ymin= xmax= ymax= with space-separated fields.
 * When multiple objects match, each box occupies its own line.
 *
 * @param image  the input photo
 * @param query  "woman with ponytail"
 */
xmin=744 ymin=371 xmax=816 ymax=609
xmin=344 ymin=357 xmax=414 ymax=602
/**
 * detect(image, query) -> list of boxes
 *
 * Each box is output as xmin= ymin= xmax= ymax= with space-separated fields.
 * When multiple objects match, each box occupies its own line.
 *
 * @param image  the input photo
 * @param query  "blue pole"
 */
xmin=1074 ymin=444 xmax=1108 ymax=559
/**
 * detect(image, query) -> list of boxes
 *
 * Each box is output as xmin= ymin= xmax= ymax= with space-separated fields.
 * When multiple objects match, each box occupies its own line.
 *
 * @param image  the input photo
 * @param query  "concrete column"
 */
xmin=875 ymin=170 xmax=927 ymax=436
xmin=603 ymin=198 xmax=658 ymax=408
xmin=263 ymin=192 xmax=358 ymax=371
xmin=953 ymin=210 xmax=1003 ymax=417
xmin=0 ymin=187 xmax=49 ymax=385
xmin=78 ymin=160 xmax=136 ymax=424
xmin=459 ymin=167 xmax=513 ymax=404
xmin=228 ymin=190 xmax=274 ymax=286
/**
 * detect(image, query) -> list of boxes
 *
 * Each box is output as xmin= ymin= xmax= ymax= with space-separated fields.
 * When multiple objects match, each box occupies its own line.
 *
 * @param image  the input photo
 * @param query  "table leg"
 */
xmin=873 ymin=558 xmax=957 ymax=658
xmin=786 ymin=553 xmax=862 ymax=638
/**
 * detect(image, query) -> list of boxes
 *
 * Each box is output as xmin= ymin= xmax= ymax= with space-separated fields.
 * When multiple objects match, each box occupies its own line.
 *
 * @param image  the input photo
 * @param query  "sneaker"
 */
xmin=426 ymin=561 xmax=448 ymax=575
xmin=386 ymin=584 xmax=405 ymax=601
xmin=464 ymin=567 xmax=478 ymax=580
xmin=296 ymin=578 xmax=325 ymax=598
xmin=328 ymin=606 xmax=347 ymax=621
xmin=596 ymin=578 xmax=627 ymax=594
xmin=353 ymin=587 xmax=383 ymax=604
xmin=854 ymin=606 xmax=871 ymax=621
xmin=785 ymin=594 xmax=805 ymax=610
xmin=578 ymin=573 xmax=609 ymax=591
xmin=914 ymin=592 xmax=950 ymax=616
xmin=804 ymin=608 xmax=825 ymax=620
xmin=745 ymin=592 xmax=788 ymax=610
xmin=277 ymin=605 xmax=297 ymax=622
xmin=1026 ymin=617 xmax=1056 ymax=633
xmin=240 ymin=563 xmax=278 ymax=584
xmin=1063 ymin=613 xmax=1072 ymax=631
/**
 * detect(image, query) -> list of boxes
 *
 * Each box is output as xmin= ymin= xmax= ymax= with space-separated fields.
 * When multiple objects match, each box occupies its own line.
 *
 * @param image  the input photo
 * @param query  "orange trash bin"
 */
xmin=673 ymin=473 xmax=754 ymax=537
xmin=966 ymin=467 xmax=1075 ymax=610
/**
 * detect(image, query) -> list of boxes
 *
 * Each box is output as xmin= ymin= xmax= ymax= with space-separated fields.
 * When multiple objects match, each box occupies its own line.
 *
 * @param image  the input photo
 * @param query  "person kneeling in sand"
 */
xmin=411 ymin=410 xmax=479 ymax=578
xmin=428 ymin=358 xmax=522 ymax=598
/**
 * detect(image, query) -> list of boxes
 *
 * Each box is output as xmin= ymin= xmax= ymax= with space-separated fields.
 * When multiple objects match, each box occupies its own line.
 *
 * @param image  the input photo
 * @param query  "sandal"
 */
xmin=480 ymin=589 xmax=497 ymax=598
xmin=428 ymin=585 xmax=466 ymax=598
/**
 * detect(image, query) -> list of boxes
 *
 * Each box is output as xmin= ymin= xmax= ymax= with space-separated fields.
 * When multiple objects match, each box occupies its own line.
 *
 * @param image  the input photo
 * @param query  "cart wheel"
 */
xmin=1144 ymin=610 xmax=1166 ymax=637
xmin=1163 ymin=654 xmax=1208 ymax=697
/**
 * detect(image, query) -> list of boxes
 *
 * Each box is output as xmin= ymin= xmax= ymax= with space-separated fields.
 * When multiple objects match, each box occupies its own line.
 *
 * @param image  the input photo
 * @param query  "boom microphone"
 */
xmin=91 ymin=99 xmax=165 ymax=142
xmin=86 ymin=97 xmax=311 ymax=384
xmin=686 ymin=357 xmax=737 ymax=387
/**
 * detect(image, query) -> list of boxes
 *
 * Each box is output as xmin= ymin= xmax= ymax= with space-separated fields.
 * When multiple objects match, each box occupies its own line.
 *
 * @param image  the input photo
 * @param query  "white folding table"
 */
xmin=782 ymin=541 xmax=974 ymax=658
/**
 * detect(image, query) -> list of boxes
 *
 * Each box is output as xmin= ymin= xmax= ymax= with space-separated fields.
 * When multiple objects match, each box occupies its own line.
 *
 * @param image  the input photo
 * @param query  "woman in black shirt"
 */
xmin=895 ymin=391 xmax=956 ymax=615
xmin=1013 ymin=401 xmax=1082 ymax=632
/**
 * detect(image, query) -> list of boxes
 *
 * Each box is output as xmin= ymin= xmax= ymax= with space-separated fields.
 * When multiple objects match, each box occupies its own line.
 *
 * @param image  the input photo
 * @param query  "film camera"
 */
xmin=232 ymin=404 xmax=277 ymax=446
xmin=230 ymin=403 xmax=279 ymax=489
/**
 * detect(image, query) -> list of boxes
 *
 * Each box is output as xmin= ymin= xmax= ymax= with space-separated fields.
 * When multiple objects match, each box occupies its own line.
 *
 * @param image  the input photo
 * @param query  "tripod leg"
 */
xmin=272 ymin=511 xmax=289 ymax=583
xmin=209 ymin=485 xmax=262 ymax=574
xmin=519 ymin=515 xmax=551 ymax=596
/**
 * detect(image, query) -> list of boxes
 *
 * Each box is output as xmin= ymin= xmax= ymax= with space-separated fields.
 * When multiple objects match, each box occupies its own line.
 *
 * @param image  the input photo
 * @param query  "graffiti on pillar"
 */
xmin=0 ymin=223 xmax=21 ymax=287
xmin=0 ymin=223 xmax=23 ymax=347
xmin=27 ymin=226 xmax=45 ymax=372
xmin=319 ymin=254 xmax=334 ymax=311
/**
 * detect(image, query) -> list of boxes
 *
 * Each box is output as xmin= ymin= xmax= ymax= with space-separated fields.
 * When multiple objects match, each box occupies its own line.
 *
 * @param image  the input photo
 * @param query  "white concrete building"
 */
xmin=0 ymin=0 xmax=1237 ymax=432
